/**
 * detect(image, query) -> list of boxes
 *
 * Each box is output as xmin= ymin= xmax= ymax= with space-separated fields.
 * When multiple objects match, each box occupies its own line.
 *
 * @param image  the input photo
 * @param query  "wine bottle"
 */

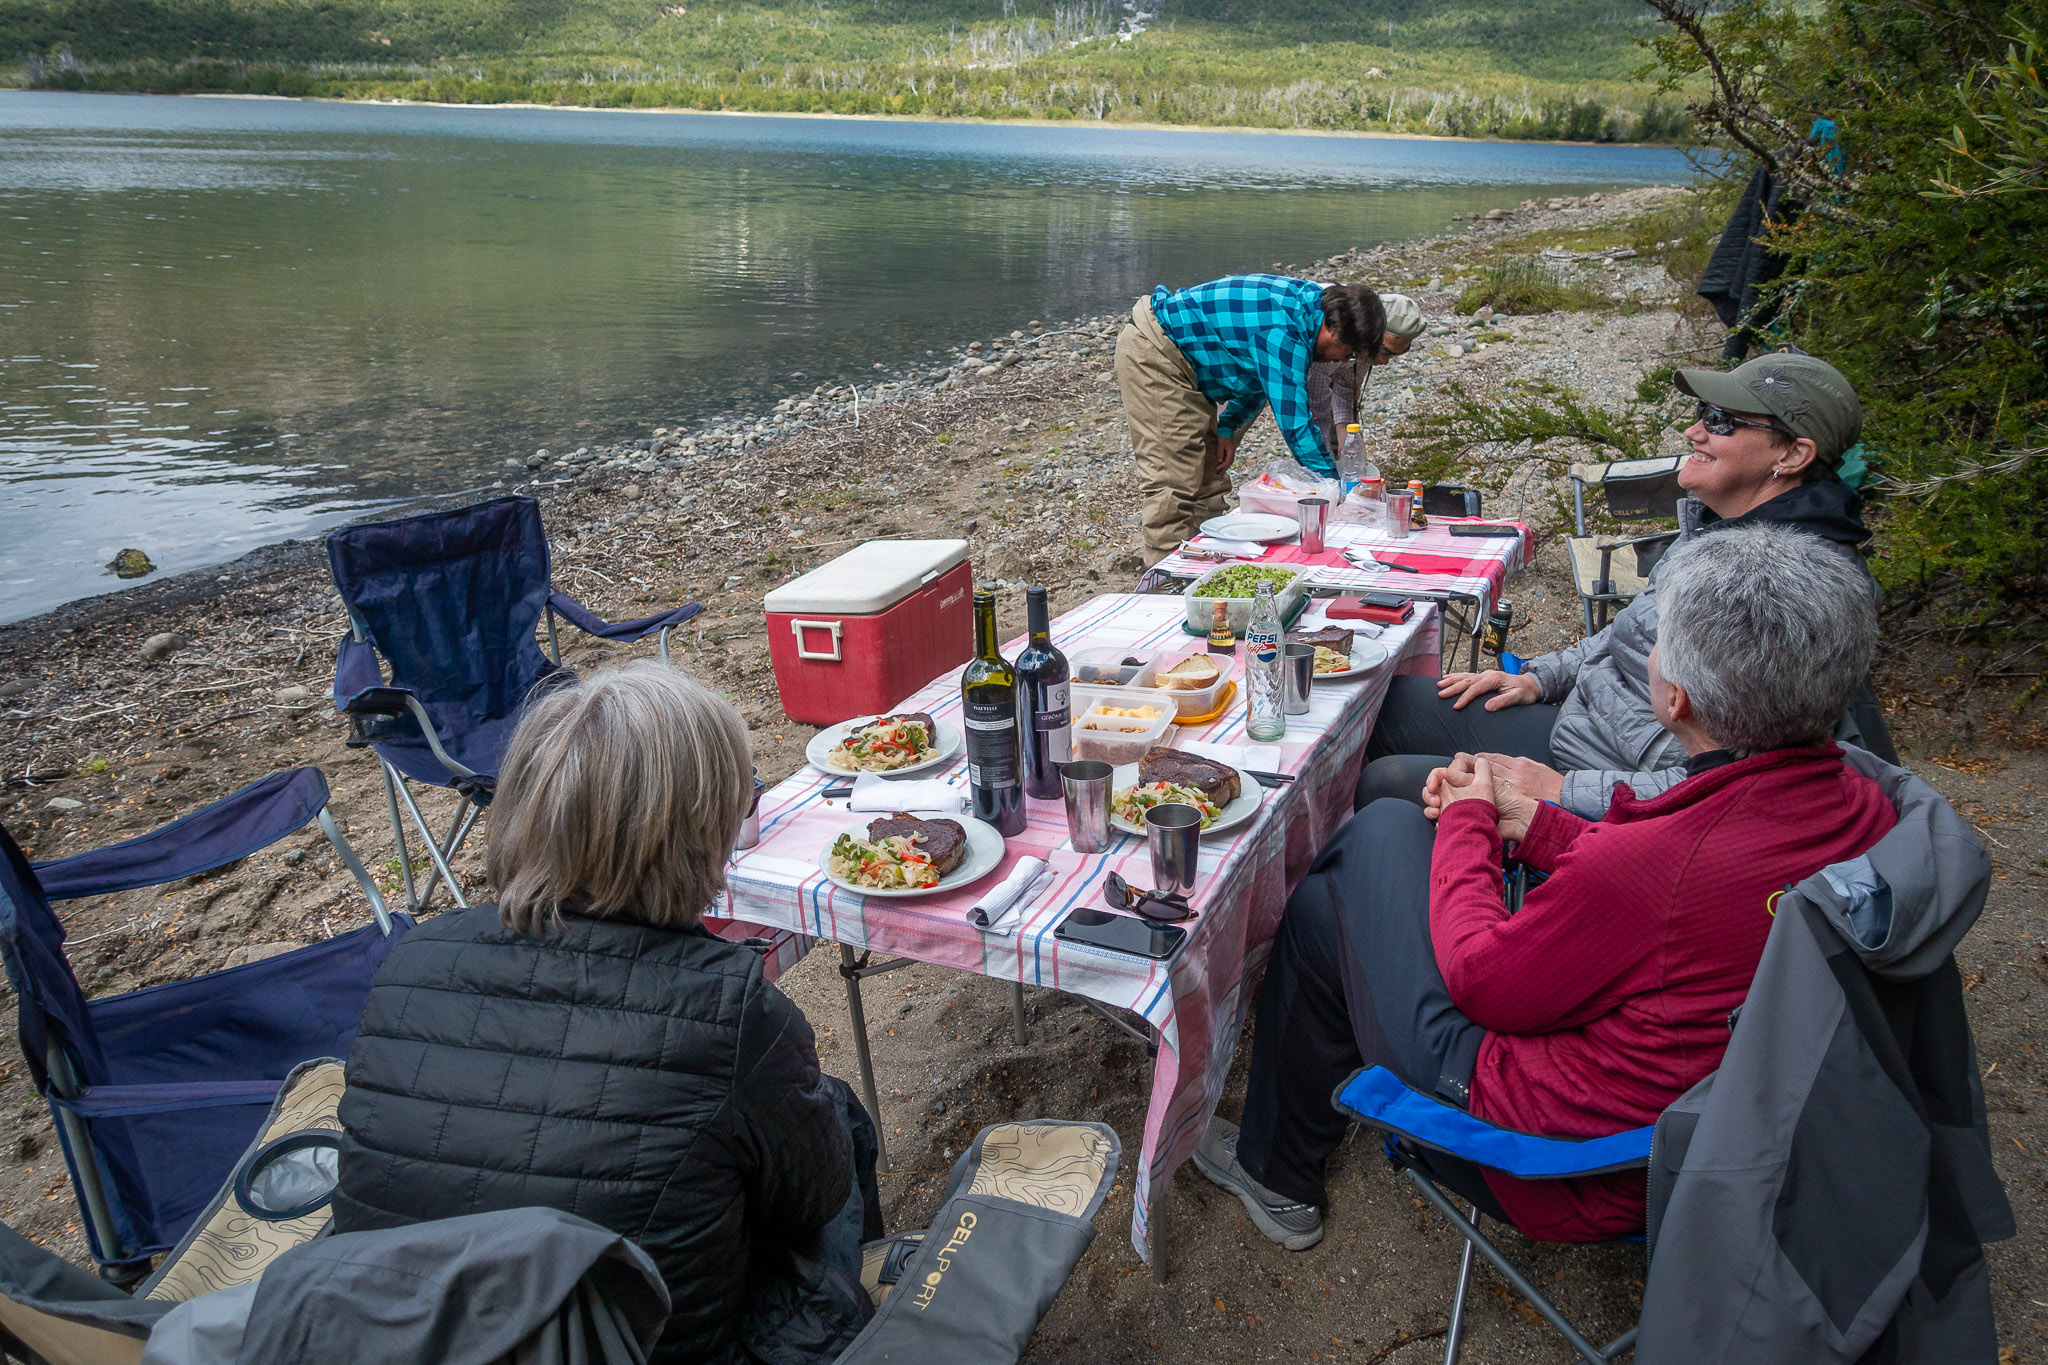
xmin=961 ymin=589 xmax=1027 ymax=835
xmin=1015 ymin=585 xmax=1071 ymax=801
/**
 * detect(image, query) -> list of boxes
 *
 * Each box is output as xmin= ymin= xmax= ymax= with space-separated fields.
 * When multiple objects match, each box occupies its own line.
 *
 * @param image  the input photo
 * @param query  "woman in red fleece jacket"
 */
xmin=1196 ymin=523 xmax=1897 ymax=1251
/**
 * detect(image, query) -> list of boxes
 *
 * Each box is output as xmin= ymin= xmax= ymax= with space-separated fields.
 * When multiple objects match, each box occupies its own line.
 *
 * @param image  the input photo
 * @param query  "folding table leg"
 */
xmin=839 ymin=944 xmax=890 ymax=1174
xmin=1011 ymin=981 xmax=1028 ymax=1045
xmin=1150 ymin=1174 xmax=1170 ymax=1284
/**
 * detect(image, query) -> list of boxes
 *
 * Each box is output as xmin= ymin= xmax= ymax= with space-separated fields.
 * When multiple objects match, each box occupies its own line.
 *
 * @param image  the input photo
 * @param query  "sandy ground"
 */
xmin=3 ymin=186 xmax=2045 ymax=1362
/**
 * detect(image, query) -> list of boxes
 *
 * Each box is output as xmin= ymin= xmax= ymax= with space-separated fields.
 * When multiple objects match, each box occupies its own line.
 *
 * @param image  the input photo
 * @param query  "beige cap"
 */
xmin=1380 ymin=293 xmax=1426 ymax=339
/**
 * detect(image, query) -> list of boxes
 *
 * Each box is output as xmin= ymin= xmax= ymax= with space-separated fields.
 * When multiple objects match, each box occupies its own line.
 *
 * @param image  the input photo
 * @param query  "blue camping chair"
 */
xmin=1334 ymin=1066 xmax=1650 ymax=1364
xmin=326 ymin=496 xmax=702 ymax=912
xmin=0 ymin=767 xmax=411 ymax=1284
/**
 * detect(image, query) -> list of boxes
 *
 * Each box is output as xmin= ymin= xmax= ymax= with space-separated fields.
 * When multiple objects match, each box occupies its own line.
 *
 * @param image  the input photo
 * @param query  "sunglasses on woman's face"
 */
xmin=1695 ymin=401 xmax=1791 ymax=438
xmin=1103 ymin=871 xmax=1195 ymax=923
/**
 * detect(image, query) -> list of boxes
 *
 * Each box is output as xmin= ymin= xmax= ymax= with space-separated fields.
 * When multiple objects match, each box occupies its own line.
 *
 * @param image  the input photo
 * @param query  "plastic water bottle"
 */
xmin=1336 ymin=424 xmax=1366 ymax=501
xmin=1245 ymin=580 xmax=1286 ymax=741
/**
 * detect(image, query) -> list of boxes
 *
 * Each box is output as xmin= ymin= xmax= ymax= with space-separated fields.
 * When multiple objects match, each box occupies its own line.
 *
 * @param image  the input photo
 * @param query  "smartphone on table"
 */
xmin=1054 ymin=908 xmax=1186 ymax=960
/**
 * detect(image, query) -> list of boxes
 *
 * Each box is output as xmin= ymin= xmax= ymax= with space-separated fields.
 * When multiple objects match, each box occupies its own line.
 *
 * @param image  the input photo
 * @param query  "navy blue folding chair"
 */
xmin=326 ymin=496 xmax=702 ymax=912
xmin=1334 ymin=1066 xmax=1651 ymax=1364
xmin=0 ymin=767 xmax=411 ymax=1284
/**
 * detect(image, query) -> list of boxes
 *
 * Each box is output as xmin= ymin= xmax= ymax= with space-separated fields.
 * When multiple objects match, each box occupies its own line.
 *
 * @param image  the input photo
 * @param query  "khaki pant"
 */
xmin=1116 ymin=297 xmax=1233 ymax=562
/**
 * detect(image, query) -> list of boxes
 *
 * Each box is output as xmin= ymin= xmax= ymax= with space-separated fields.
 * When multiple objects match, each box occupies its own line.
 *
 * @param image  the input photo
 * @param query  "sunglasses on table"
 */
xmin=1695 ymin=401 xmax=1792 ymax=438
xmin=1103 ymin=871 xmax=1195 ymax=924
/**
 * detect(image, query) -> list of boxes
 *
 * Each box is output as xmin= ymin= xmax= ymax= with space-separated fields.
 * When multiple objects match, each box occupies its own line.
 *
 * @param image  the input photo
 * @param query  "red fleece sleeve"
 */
xmin=1511 ymin=801 xmax=1593 ymax=874
xmin=1430 ymin=804 xmax=1662 ymax=1035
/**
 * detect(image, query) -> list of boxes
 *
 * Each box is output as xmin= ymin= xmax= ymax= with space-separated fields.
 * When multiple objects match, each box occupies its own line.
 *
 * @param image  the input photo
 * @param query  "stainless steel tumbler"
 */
xmin=735 ymin=769 xmax=767 ymax=851
xmin=1283 ymin=642 xmax=1315 ymax=714
xmin=1060 ymin=760 xmax=1114 ymax=854
xmin=1386 ymin=491 xmax=1415 ymax=540
xmin=1297 ymin=497 xmax=1329 ymax=554
xmin=1146 ymin=803 xmax=1203 ymax=897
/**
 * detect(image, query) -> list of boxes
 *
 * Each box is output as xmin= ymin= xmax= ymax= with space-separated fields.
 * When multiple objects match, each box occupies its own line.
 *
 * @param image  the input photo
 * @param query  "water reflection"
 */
xmin=0 ymin=92 xmax=1691 ymax=621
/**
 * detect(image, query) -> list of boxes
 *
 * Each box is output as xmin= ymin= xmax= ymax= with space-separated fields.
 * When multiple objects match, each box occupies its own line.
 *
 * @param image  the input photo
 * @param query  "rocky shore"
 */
xmin=5 ymin=182 xmax=2046 ymax=1363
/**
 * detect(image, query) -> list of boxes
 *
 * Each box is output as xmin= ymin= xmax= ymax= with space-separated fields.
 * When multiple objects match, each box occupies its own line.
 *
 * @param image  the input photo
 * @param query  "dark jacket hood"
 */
xmin=1702 ymin=474 xmax=1871 ymax=550
xmin=1796 ymin=748 xmax=1990 ymax=980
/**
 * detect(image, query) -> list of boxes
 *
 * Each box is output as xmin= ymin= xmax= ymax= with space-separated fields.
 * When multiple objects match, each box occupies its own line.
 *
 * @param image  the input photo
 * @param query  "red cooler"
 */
xmin=764 ymin=539 xmax=973 ymax=725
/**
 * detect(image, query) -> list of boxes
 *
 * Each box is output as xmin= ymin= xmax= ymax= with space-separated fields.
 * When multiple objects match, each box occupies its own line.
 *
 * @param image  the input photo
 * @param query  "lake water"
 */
xmin=0 ymin=92 xmax=1690 ymax=622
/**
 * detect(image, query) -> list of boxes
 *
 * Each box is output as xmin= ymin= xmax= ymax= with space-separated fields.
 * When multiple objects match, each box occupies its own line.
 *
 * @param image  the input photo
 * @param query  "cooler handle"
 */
xmin=791 ymin=619 xmax=844 ymax=662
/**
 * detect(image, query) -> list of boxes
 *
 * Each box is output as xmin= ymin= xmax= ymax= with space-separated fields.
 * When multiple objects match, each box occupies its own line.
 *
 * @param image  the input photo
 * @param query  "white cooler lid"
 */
xmin=763 ymin=538 xmax=970 ymax=616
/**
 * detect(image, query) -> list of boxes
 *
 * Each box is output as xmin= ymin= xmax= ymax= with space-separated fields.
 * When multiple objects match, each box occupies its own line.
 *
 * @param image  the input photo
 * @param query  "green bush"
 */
xmin=1640 ymin=0 xmax=2048 ymax=634
xmin=1454 ymin=257 xmax=1609 ymax=315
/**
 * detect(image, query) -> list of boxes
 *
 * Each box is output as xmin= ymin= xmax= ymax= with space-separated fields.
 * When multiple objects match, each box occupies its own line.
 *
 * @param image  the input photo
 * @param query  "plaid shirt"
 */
xmin=1151 ymin=274 xmax=1333 ymax=475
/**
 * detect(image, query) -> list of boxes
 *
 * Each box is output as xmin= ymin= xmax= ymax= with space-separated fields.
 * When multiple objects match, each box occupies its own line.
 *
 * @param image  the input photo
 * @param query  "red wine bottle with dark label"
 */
xmin=1015 ymin=585 xmax=1071 ymax=800
xmin=962 ymin=589 xmax=1026 ymax=835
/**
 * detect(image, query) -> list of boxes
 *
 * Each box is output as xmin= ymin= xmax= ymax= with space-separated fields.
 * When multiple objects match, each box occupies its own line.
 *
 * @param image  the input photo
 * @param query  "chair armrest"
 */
xmin=51 ymin=1079 xmax=283 ymax=1119
xmin=33 ymin=768 xmax=331 ymax=901
xmin=547 ymin=591 xmax=702 ymax=643
xmin=333 ymin=634 xmax=412 ymax=715
xmin=1334 ymin=1066 xmax=1652 ymax=1181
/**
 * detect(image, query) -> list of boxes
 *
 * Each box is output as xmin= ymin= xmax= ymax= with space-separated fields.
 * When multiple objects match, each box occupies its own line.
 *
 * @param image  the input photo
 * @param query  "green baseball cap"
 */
xmin=1674 ymin=351 xmax=1863 ymax=466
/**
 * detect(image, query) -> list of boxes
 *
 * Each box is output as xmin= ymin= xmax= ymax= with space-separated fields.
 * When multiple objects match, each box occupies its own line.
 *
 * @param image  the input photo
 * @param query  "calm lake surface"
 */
xmin=0 ymin=92 xmax=1690 ymax=621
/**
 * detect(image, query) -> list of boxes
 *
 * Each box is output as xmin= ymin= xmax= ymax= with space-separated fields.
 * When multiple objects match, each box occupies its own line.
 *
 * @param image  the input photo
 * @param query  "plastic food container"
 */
xmin=1182 ymin=563 xmax=1315 ymax=635
xmin=1069 ymin=646 xmax=1162 ymax=690
xmin=1069 ymin=684 xmax=1178 ymax=765
xmin=763 ymin=539 xmax=972 ymax=725
xmin=1147 ymin=649 xmax=1235 ymax=717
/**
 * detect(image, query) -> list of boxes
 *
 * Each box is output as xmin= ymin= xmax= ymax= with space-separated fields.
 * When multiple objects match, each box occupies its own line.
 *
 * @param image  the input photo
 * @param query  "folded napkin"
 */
xmin=968 ymin=858 xmax=1054 ymax=936
xmin=848 ymin=771 xmax=968 ymax=814
xmin=1187 ymin=537 xmax=1267 ymax=559
xmin=1177 ymin=738 xmax=1283 ymax=773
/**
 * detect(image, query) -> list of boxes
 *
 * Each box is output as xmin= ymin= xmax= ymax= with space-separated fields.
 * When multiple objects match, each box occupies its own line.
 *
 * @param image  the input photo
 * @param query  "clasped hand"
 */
xmin=1423 ymin=753 xmax=1540 ymax=844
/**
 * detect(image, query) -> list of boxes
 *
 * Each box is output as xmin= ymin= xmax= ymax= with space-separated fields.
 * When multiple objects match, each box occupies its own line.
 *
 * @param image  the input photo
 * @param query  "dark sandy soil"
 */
xmin=3 ymin=186 xmax=2044 ymax=1363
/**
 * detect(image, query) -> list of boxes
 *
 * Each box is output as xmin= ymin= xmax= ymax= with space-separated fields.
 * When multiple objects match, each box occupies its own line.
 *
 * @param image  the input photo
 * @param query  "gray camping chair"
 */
xmin=1566 ymin=458 xmax=1683 ymax=634
xmin=0 ymin=1100 xmax=1118 ymax=1365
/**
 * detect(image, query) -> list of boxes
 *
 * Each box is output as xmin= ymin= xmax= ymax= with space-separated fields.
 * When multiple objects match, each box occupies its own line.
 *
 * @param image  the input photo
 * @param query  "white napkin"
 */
xmin=968 ymin=858 xmax=1054 ymax=936
xmin=848 ymin=771 xmax=968 ymax=814
xmin=1177 ymin=738 xmax=1283 ymax=773
xmin=1341 ymin=547 xmax=1388 ymax=571
xmin=1187 ymin=537 xmax=1267 ymax=558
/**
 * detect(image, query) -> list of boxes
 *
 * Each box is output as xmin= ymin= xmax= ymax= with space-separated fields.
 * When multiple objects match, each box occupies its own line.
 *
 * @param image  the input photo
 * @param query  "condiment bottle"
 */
xmin=1207 ymin=599 xmax=1236 ymax=655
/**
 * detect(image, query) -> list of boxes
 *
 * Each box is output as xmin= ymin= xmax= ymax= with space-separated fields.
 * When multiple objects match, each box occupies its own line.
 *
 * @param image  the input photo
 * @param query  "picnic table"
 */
xmin=708 ymin=589 xmax=1446 ymax=1273
xmin=1140 ymin=515 xmax=1532 ymax=669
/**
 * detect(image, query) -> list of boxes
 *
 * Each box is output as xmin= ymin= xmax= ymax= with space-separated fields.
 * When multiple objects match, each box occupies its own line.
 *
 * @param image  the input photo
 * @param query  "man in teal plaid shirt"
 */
xmin=1116 ymin=274 xmax=1386 ymax=561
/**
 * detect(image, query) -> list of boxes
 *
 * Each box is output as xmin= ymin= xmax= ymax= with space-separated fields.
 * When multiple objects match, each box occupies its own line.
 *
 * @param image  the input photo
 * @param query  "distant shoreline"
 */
xmin=171 ymin=90 xmax=1677 ymax=150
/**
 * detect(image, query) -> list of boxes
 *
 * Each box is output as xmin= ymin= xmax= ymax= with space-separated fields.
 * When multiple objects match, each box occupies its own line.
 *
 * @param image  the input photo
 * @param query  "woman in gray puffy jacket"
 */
xmin=1359 ymin=350 xmax=1895 ymax=818
xmin=334 ymin=662 xmax=878 ymax=1365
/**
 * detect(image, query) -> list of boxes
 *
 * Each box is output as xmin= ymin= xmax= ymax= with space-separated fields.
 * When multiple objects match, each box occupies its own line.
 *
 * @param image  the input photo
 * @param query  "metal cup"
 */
xmin=735 ymin=768 xmax=767 ymax=851
xmin=1146 ymin=803 xmax=1203 ymax=897
xmin=1386 ymin=490 xmax=1415 ymax=540
xmin=1060 ymin=760 xmax=1114 ymax=854
xmin=1297 ymin=497 xmax=1329 ymax=554
xmin=1283 ymin=642 xmax=1315 ymax=714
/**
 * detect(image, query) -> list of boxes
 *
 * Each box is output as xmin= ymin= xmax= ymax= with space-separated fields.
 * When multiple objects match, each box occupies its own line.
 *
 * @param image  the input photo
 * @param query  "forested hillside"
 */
xmin=2 ymin=0 xmax=1689 ymax=138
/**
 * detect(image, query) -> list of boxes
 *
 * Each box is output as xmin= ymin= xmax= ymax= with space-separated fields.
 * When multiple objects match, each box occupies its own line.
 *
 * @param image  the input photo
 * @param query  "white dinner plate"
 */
xmin=1199 ymin=512 xmax=1299 ymax=544
xmin=1107 ymin=761 xmax=1265 ymax=837
xmin=806 ymin=715 xmax=963 ymax=778
xmin=1310 ymin=639 xmax=1393 ymax=681
xmin=819 ymin=811 xmax=1006 ymax=898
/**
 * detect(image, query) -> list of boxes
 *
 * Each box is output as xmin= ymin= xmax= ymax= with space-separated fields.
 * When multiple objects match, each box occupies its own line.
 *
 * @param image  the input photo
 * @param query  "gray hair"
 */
xmin=1655 ymin=523 xmax=1877 ymax=755
xmin=488 ymin=661 xmax=754 ymax=934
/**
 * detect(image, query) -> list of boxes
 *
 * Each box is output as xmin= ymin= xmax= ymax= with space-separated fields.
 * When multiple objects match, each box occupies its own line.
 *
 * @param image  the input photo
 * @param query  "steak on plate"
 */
xmin=1136 ymin=747 xmax=1241 ymax=807
xmin=865 ymin=814 xmax=969 ymax=876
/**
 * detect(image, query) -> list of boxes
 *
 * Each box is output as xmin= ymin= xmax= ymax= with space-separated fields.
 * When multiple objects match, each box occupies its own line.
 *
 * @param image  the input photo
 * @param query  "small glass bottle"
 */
xmin=1244 ymin=580 xmax=1286 ymax=741
xmin=1206 ymin=599 xmax=1236 ymax=655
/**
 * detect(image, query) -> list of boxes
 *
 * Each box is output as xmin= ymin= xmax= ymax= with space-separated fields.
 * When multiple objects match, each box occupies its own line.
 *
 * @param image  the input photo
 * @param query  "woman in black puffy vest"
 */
xmin=333 ymin=662 xmax=877 ymax=1364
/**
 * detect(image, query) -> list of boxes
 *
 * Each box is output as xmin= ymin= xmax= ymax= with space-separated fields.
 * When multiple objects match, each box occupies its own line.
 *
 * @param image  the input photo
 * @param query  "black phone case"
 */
xmin=1359 ymin=591 xmax=1410 ymax=610
xmin=1054 ymin=909 xmax=1186 ymax=959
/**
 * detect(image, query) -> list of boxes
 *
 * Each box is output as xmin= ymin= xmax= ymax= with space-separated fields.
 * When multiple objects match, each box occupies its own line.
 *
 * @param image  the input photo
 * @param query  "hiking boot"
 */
xmin=1192 ymin=1116 xmax=1323 ymax=1251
